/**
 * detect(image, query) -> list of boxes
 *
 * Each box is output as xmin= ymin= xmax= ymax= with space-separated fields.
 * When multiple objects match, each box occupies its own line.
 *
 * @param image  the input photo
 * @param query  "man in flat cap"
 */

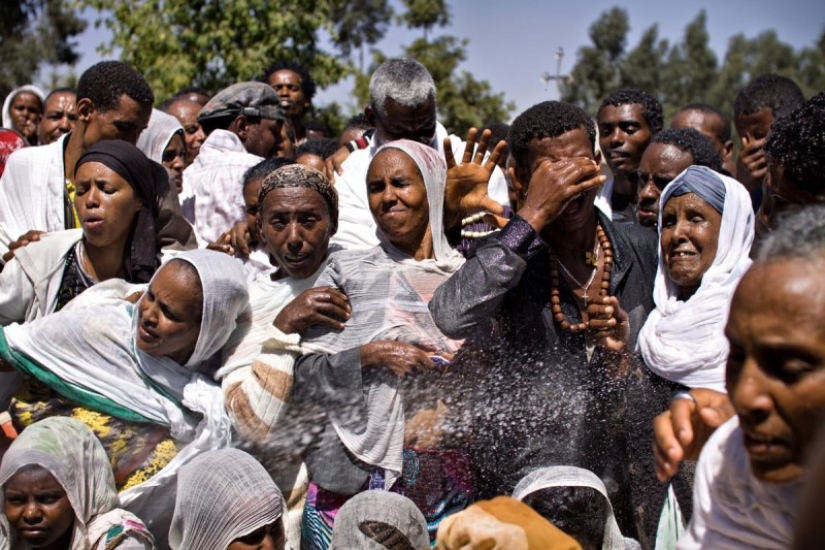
xmin=181 ymin=81 xmax=285 ymax=244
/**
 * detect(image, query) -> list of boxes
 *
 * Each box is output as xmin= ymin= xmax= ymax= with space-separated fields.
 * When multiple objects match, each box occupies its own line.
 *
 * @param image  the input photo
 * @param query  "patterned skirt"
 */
xmin=9 ymin=376 xmax=179 ymax=491
xmin=301 ymin=448 xmax=473 ymax=549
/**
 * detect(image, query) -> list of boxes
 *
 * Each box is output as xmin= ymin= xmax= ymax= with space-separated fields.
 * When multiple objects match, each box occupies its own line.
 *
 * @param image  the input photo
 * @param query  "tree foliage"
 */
xmin=75 ymin=0 xmax=351 ymax=101
xmin=0 ymin=0 xmax=86 ymax=98
xmin=329 ymin=0 xmax=394 ymax=72
xmin=562 ymin=7 xmax=825 ymax=120
xmin=355 ymin=0 xmax=514 ymax=134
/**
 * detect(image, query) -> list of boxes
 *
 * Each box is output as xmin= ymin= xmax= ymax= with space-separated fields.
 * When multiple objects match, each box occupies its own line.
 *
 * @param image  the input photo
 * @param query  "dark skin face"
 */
xmin=233 ymin=116 xmax=284 ymax=159
xmin=227 ymin=521 xmax=286 ymax=550
xmin=4 ymin=466 xmax=75 ymax=550
xmin=367 ymin=148 xmax=433 ymax=260
xmin=136 ymin=262 xmax=203 ymax=364
xmin=671 ymin=109 xmax=733 ymax=165
xmin=267 ymin=70 xmax=310 ymax=120
xmin=659 ymin=193 xmax=722 ymax=300
xmin=162 ymin=133 xmax=186 ymax=193
xmin=74 ymin=162 xmax=142 ymax=253
xmin=598 ymin=103 xmax=652 ymax=175
xmin=9 ymin=92 xmax=42 ymax=143
xmin=366 ymin=96 xmax=437 ymax=146
xmin=38 ymin=92 xmax=77 ymax=145
xmin=166 ymin=99 xmax=206 ymax=165
xmin=726 ymin=259 xmax=825 ymax=484
xmin=258 ymin=187 xmax=333 ymax=279
xmin=243 ymin=178 xmax=264 ymax=246
xmin=515 ymin=127 xmax=601 ymax=238
xmin=636 ymin=143 xmax=694 ymax=230
xmin=78 ymin=94 xmax=152 ymax=148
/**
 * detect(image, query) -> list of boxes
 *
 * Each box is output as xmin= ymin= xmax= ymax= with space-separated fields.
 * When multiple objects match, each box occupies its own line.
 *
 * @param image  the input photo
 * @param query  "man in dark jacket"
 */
xmin=430 ymin=101 xmax=657 ymax=539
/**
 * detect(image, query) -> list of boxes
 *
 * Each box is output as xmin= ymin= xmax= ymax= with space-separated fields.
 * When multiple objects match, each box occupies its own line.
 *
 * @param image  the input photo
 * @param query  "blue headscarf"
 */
xmin=662 ymin=165 xmax=726 ymax=214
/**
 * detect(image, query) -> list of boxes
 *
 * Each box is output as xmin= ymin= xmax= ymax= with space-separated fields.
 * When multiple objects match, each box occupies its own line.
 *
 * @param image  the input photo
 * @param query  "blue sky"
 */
xmin=71 ymin=0 xmax=824 ymax=118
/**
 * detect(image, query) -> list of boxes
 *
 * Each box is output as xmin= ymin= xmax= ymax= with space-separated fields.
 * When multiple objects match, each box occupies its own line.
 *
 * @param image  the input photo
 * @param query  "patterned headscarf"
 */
xmin=258 ymin=163 xmax=339 ymax=234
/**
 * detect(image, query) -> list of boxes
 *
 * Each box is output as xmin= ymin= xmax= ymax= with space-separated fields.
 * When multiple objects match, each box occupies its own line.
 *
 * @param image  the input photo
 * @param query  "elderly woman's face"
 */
xmin=367 ymin=148 xmax=430 ymax=255
xmin=4 ymin=466 xmax=74 ymax=549
xmin=659 ymin=192 xmax=722 ymax=299
xmin=74 ymin=161 xmax=143 ymax=251
xmin=725 ymin=259 xmax=825 ymax=483
xmin=136 ymin=261 xmax=203 ymax=364
xmin=258 ymin=187 xmax=332 ymax=279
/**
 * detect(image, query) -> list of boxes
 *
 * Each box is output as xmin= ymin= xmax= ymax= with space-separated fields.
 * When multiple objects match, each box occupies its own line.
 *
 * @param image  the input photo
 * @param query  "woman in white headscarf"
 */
xmin=136 ymin=109 xmax=186 ymax=193
xmin=625 ymin=165 xmax=754 ymax=547
xmin=0 ymin=249 xmax=248 ymax=547
xmin=2 ymin=85 xmax=45 ymax=146
xmin=169 ymin=448 xmax=286 ymax=550
xmin=293 ymin=139 xmax=470 ymax=547
xmin=513 ymin=466 xmax=640 ymax=550
xmin=0 ymin=417 xmax=154 ymax=550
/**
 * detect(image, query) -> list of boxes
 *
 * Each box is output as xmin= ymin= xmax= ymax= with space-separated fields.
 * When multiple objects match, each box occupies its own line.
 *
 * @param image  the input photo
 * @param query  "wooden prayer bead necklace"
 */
xmin=549 ymin=223 xmax=613 ymax=333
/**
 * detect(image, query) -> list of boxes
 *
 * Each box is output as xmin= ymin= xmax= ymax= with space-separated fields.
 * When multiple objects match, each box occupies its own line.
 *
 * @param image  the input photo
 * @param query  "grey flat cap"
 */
xmin=198 ymin=82 xmax=284 ymax=123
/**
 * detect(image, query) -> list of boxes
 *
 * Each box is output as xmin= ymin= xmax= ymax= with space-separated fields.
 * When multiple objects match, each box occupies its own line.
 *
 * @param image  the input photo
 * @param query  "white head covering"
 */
xmin=1 ymin=85 xmax=45 ymax=131
xmin=372 ymin=139 xmax=465 ymax=272
xmin=169 ymin=449 xmax=284 ymax=550
xmin=136 ymin=108 xmax=184 ymax=163
xmin=512 ymin=466 xmax=634 ymax=550
xmin=0 ymin=417 xmax=150 ymax=550
xmin=330 ymin=491 xmax=429 ymax=550
xmin=637 ymin=166 xmax=754 ymax=392
xmin=301 ymin=140 xmax=464 ymax=490
xmin=0 ymin=250 xmax=248 ymax=510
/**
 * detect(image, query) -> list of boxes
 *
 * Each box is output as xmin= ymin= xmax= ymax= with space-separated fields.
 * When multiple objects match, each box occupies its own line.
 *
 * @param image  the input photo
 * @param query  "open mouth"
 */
xmin=82 ymin=216 xmax=104 ymax=229
xmin=561 ymin=193 xmax=587 ymax=217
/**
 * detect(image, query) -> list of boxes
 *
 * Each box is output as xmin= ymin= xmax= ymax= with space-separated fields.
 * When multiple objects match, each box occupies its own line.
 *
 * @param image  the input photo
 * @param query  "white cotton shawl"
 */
xmin=168 ymin=448 xmax=284 ymax=550
xmin=0 ymin=417 xmax=150 ymax=550
xmin=512 ymin=466 xmax=636 ymax=550
xmin=302 ymin=140 xmax=464 ymax=490
xmin=676 ymin=417 xmax=801 ymax=549
xmin=0 ymin=249 xmax=248 ymax=506
xmin=1 ymin=85 xmax=45 ymax=131
xmin=637 ymin=167 xmax=754 ymax=392
xmin=136 ymin=109 xmax=184 ymax=164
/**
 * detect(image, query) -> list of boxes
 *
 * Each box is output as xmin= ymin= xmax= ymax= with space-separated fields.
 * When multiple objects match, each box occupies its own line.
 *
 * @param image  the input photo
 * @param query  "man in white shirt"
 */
xmin=181 ymin=82 xmax=285 ymax=244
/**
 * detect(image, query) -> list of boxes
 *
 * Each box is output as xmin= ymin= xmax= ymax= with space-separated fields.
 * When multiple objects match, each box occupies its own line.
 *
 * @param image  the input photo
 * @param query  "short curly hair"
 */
xmin=733 ymin=74 xmax=804 ymax=120
xmin=764 ymin=91 xmax=825 ymax=198
xmin=263 ymin=60 xmax=316 ymax=102
xmin=76 ymin=61 xmax=154 ymax=112
xmin=598 ymin=88 xmax=663 ymax=135
xmin=507 ymin=101 xmax=596 ymax=170
xmin=650 ymin=128 xmax=723 ymax=172
xmin=295 ymin=137 xmax=339 ymax=160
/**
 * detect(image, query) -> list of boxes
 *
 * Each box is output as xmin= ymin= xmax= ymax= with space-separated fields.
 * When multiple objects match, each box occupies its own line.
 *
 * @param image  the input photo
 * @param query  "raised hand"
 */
xmin=444 ymin=128 xmax=506 ymax=230
xmin=274 ymin=286 xmax=351 ymax=335
xmin=205 ymin=231 xmax=235 ymax=256
xmin=737 ymin=136 xmax=767 ymax=192
xmin=516 ymin=157 xmax=605 ymax=233
xmin=652 ymin=388 xmax=735 ymax=481
xmin=227 ymin=220 xmax=252 ymax=258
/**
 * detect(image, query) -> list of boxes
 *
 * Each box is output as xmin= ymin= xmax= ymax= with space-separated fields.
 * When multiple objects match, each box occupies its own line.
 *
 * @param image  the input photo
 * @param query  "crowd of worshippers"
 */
xmin=0 ymin=55 xmax=823 ymax=550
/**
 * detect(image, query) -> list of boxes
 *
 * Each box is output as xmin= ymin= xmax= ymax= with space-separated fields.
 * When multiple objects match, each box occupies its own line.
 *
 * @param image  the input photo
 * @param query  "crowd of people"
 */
xmin=0 ymin=53 xmax=822 ymax=550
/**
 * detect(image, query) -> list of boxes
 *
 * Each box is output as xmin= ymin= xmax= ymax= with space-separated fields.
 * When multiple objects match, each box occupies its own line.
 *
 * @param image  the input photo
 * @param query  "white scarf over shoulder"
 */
xmin=0 ymin=249 xmax=248 ymax=505
xmin=302 ymin=140 xmax=465 ymax=489
xmin=677 ymin=417 xmax=801 ymax=549
xmin=638 ymin=167 xmax=754 ymax=392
